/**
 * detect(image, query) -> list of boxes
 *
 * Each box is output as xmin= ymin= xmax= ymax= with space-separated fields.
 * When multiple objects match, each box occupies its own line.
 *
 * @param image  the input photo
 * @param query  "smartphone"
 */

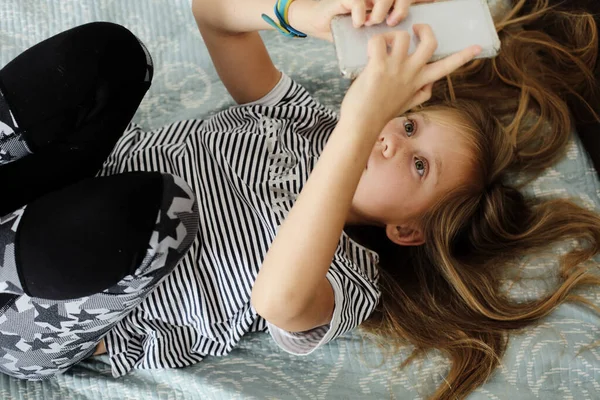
xmin=331 ymin=0 xmax=500 ymax=79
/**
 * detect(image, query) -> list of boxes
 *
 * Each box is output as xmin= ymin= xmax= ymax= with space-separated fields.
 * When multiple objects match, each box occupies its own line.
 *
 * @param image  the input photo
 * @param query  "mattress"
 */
xmin=0 ymin=0 xmax=598 ymax=398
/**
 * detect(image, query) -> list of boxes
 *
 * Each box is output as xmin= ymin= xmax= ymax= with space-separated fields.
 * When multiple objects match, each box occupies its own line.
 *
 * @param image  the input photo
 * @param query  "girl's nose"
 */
xmin=380 ymin=134 xmax=399 ymax=159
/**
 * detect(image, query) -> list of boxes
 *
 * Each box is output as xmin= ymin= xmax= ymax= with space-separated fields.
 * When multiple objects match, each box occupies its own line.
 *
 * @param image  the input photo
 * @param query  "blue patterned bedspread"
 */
xmin=0 ymin=0 xmax=598 ymax=398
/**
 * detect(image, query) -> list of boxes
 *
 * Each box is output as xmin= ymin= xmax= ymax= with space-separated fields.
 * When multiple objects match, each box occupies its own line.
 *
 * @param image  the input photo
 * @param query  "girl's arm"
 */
xmin=191 ymin=0 xmax=283 ymax=104
xmin=253 ymin=111 xmax=382 ymax=332
xmin=191 ymin=0 xmax=414 ymax=104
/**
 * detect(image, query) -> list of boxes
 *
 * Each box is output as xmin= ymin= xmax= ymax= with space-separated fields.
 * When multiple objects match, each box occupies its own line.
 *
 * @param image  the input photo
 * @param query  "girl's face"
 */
xmin=348 ymin=110 xmax=475 ymax=246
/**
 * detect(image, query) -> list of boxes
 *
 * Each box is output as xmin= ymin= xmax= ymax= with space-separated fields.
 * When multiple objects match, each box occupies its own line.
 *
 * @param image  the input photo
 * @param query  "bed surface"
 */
xmin=0 ymin=0 xmax=599 ymax=398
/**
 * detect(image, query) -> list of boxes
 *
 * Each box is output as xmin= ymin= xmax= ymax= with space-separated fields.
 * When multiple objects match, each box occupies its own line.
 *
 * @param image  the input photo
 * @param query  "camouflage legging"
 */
xmin=0 ymin=173 xmax=198 ymax=380
xmin=0 ymin=23 xmax=198 ymax=380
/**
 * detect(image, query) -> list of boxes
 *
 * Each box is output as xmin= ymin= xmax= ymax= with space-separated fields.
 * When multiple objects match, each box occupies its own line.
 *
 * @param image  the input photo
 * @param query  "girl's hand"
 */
xmin=289 ymin=0 xmax=437 ymax=41
xmin=339 ymin=25 xmax=481 ymax=129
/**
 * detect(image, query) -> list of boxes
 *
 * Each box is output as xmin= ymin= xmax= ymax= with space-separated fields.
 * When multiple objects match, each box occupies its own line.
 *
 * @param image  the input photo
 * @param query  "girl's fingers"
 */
xmin=406 ymin=82 xmax=434 ymax=110
xmin=367 ymin=33 xmax=388 ymax=61
xmin=366 ymin=0 xmax=395 ymax=26
xmin=409 ymin=24 xmax=438 ymax=66
xmin=387 ymin=0 xmax=437 ymax=25
xmin=420 ymin=45 xmax=481 ymax=85
xmin=387 ymin=0 xmax=410 ymax=25
xmin=390 ymin=30 xmax=411 ymax=60
xmin=347 ymin=0 xmax=368 ymax=27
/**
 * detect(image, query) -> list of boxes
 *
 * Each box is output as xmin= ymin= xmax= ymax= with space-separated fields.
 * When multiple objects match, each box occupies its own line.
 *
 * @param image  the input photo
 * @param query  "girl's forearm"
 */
xmin=252 ymin=116 xmax=383 ymax=323
xmin=192 ymin=0 xmax=312 ymax=34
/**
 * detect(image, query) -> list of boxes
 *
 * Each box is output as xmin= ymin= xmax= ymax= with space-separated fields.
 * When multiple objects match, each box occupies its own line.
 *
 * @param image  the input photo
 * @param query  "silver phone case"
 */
xmin=331 ymin=0 xmax=501 ymax=79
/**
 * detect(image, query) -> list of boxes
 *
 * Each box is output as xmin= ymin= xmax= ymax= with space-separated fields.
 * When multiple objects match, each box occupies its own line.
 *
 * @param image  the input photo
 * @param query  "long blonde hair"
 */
xmin=351 ymin=1 xmax=600 ymax=398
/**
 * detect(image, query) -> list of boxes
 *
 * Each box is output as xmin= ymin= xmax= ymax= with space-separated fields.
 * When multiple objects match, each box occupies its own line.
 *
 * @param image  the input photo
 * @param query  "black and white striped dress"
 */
xmin=99 ymin=73 xmax=381 ymax=377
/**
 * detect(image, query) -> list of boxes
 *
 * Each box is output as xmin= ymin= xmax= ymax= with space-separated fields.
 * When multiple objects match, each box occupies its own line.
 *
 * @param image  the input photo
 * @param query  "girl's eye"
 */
xmin=404 ymin=119 xmax=417 ymax=137
xmin=414 ymin=158 xmax=428 ymax=177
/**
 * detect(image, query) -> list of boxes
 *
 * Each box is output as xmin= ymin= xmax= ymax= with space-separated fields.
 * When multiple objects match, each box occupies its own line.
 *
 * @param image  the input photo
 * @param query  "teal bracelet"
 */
xmin=261 ymin=0 xmax=307 ymax=38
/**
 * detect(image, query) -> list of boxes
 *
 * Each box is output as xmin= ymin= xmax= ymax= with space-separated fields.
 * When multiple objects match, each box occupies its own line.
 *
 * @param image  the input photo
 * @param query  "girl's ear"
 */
xmin=385 ymin=224 xmax=425 ymax=246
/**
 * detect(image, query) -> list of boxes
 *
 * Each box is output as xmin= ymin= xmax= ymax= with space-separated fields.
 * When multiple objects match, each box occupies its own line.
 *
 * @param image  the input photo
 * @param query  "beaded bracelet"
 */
xmin=261 ymin=0 xmax=307 ymax=38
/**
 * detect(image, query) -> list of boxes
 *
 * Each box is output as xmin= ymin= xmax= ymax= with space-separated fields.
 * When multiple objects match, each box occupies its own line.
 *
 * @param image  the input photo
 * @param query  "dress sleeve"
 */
xmin=237 ymin=72 xmax=326 ymax=109
xmin=266 ymin=245 xmax=380 ymax=355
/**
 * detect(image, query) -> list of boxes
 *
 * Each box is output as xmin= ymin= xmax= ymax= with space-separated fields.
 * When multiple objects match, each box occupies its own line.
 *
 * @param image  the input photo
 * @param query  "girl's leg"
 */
xmin=0 ymin=22 xmax=153 ymax=216
xmin=0 ymin=172 xmax=198 ymax=380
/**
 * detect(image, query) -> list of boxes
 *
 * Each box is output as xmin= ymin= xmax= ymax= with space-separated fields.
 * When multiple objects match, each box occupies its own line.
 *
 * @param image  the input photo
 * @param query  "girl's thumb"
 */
xmin=405 ymin=82 xmax=434 ymax=111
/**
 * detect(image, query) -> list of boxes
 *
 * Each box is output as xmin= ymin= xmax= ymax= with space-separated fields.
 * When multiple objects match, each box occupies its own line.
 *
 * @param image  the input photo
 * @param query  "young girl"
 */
xmin=0 ymin=1 xmax=598 ymax=399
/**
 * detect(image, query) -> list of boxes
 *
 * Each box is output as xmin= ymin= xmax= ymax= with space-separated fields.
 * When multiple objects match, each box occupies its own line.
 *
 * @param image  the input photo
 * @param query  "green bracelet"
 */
xmin=261 ymin=0 xmax=307 ymax=38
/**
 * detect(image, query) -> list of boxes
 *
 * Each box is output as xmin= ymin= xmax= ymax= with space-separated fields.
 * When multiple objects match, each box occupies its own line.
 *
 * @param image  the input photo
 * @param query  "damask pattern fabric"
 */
xmin=0 ymin=0 xmax=598 ymax=399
